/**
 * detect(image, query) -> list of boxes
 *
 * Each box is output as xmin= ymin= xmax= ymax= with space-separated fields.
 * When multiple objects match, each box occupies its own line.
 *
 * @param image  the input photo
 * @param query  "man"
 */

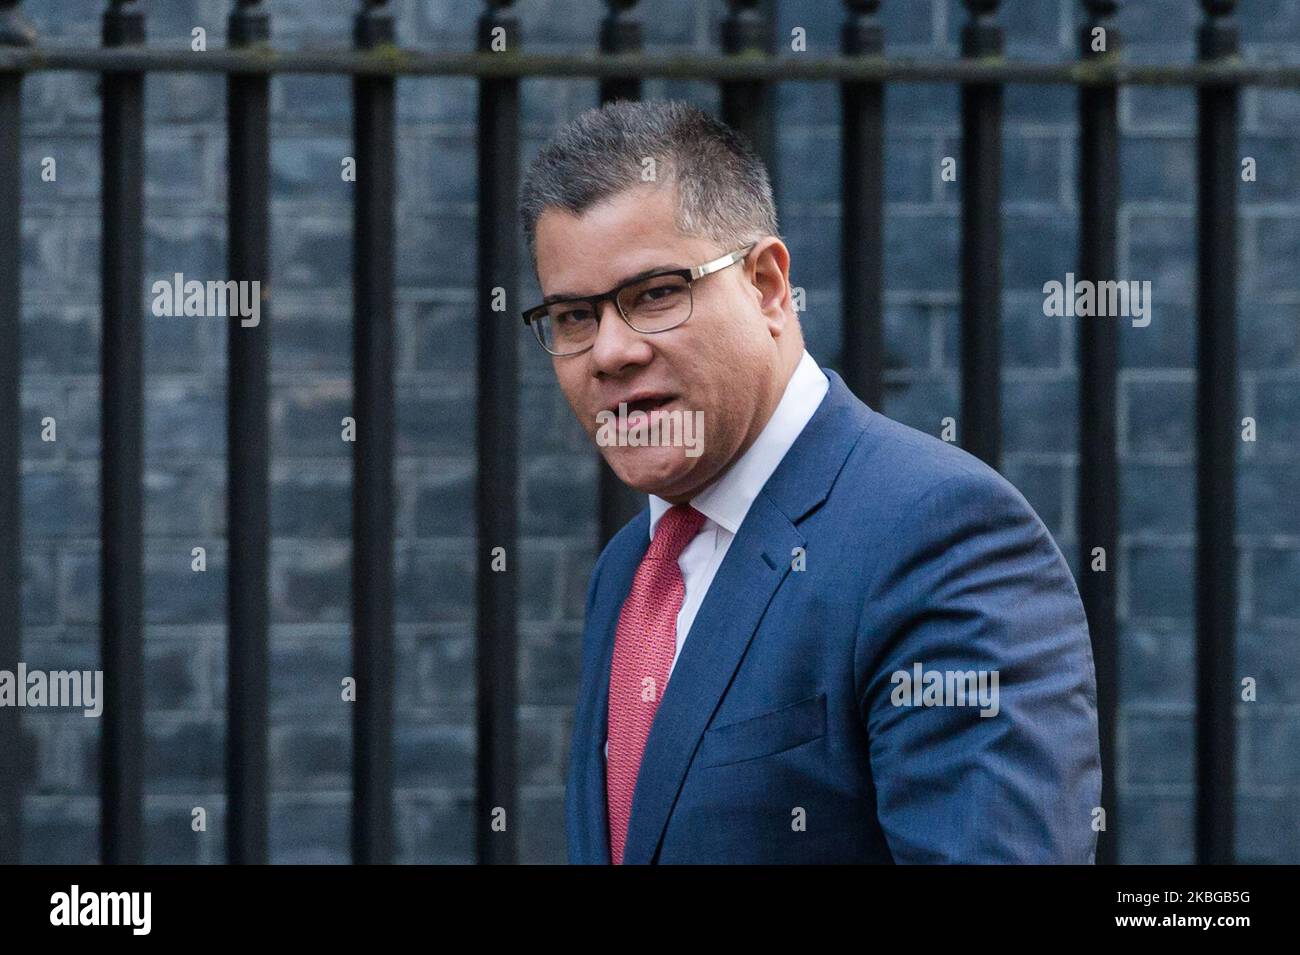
xmin=520 ymin=100 xmax=1101 ymax=864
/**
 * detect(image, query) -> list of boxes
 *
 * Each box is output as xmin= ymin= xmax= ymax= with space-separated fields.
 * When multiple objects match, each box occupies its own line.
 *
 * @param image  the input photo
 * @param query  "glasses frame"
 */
xmin=521 ymin=243 xmax=757 ymax=357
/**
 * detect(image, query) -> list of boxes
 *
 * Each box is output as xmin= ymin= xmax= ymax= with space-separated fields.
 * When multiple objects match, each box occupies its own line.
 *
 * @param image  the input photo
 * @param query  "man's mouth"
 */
xmin=624 ymin=396 xmax=673 ymax=415
xmin=604 ymin=394 xmax=676 ymax=416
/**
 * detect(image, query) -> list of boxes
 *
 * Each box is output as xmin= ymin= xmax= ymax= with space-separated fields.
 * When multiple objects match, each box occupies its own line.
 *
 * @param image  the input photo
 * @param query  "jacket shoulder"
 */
xmin=847 ymin=410 xmax=1032 ymax=513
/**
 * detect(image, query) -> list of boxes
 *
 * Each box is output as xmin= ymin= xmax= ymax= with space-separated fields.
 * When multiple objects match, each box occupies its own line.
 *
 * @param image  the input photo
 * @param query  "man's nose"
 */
xmin=589 ymin=297 xmax=650 ymax=375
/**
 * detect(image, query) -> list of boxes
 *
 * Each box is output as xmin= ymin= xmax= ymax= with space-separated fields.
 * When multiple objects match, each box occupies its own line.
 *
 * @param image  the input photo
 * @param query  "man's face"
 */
xmin=533 ymin=181 xmax=794 ymax=503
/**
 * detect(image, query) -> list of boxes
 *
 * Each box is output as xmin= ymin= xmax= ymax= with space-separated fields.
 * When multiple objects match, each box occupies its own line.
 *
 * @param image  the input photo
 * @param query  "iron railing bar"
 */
xmin=840 ymin=0 xmax=885 ymax=409
xmin=1 ymin=48 xmax=1297 ymax=85
xmin=475 ymin=0 xmax=520 ymax=866
xmin=225 ymin=0 xmax=271 ymax=865
xmin=721 ymin=0 xmax=777 ymax=189
xmin=1077 ymin=0 xmax=1121 ymax=867
xmin=99 ymin=0 xmax=146 ymax=865
xmin=598 ymin=0 xmax=642 ymax=105
xmin=0 ymin=0 xmax=34 ymax=867
xmin=350 ymin=0 xmax=397 ymax=866
xmin=1194 ymin=0 xmax=1239 ymax=866
xmin=958 ymin=0 xmax=1003 ymax=468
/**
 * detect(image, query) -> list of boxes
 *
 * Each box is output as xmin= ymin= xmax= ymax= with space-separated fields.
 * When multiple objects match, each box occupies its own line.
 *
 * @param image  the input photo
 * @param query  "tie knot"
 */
xmin=647 ymin=504 xmax=706 ymax=563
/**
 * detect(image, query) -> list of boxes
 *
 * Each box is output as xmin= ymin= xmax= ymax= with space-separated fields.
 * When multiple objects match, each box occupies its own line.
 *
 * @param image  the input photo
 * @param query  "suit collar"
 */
xmin=648 ymin=348 xmax=830 ymax=538
xmin=755 ymin=366 xmax=874 ymax=525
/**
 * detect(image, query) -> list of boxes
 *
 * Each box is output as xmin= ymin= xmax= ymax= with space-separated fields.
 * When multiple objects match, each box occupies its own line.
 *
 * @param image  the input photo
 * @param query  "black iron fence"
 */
xmin=0 ymin=0 xmax=1292 ymax=865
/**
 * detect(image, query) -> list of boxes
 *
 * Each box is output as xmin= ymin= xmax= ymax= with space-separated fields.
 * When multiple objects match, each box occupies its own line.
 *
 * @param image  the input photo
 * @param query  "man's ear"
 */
xmin=748 ymin=237 xmax=793 ymax=332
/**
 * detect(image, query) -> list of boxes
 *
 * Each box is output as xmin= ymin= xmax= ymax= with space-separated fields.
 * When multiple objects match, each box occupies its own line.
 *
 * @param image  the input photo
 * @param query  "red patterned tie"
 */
xmin=606 ymin=503 xmax=707 ymax=865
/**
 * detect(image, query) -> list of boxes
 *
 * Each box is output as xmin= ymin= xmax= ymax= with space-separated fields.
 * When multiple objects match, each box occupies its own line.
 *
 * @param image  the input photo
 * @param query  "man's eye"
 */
xmin=632 ymin=281 xmax=686 ymax=309
xmin=553 ymin=307 xmax=592 ymax=325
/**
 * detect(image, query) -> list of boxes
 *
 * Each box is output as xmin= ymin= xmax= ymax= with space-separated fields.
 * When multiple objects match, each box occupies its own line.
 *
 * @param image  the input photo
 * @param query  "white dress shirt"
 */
xmin=604 ymin=348 xmax=830 ymax=760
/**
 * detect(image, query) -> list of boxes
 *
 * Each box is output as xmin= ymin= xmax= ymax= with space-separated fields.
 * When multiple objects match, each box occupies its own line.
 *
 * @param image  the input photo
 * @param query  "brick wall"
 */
xmin=14 ymin=0 xmax=1300 ymax=863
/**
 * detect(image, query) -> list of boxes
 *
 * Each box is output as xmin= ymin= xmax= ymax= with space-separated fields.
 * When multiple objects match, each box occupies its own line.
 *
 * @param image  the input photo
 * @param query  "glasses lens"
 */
xmin=618 ymin=274 xmax=692 ymax=332
xmin=535 ymin=301 xmax=598 ymax=355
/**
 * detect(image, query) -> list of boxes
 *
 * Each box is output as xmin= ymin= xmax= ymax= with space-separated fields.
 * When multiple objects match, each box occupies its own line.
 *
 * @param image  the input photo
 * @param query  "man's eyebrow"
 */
xmin=542 ymin=263 xmax=682 ymax=304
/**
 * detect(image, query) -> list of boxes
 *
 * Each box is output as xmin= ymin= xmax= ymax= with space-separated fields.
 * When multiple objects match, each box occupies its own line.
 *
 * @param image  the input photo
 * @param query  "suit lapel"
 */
xmin=619 ymin=368 xmax=875 ymax=864
xmin=621 ymin=493 xmax=803 ymax=864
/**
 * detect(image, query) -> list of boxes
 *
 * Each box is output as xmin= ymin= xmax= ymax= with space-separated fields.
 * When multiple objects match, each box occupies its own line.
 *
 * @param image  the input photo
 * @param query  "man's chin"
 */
xmin=605 ymin=448 xmax=699 ymax=498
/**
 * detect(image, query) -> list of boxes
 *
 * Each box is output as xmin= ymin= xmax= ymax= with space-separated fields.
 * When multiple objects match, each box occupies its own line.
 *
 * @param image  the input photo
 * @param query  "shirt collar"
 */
xmin=648 ymin=348 xmax=830 ymax=540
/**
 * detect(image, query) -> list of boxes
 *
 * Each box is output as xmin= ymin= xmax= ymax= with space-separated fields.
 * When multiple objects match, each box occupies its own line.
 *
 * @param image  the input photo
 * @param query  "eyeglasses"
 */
xmin=521 ymin=244 xmax=756 ymax=357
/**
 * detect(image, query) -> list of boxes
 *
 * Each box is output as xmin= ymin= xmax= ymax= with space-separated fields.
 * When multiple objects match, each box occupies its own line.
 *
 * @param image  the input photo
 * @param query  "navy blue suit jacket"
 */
xmin=566 ymin=368 xmax=1102 ymax=863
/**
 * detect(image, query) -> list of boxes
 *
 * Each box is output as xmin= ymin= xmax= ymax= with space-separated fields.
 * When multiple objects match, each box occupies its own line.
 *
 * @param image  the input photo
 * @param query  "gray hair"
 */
xmin=519 ymin=99 xmax=778 ymax=264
